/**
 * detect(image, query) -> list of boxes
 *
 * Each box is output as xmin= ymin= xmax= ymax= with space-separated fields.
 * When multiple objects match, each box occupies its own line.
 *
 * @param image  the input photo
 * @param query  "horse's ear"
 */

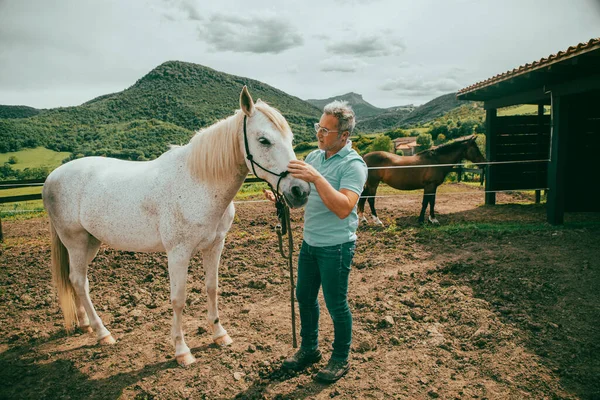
xmin=240 ymin=86 xmax=255 ymax=117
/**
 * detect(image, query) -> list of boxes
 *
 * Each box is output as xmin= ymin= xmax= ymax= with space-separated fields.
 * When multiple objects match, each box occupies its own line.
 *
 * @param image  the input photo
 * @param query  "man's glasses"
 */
xmin=314 ymin=123 xmax=338 ymax=137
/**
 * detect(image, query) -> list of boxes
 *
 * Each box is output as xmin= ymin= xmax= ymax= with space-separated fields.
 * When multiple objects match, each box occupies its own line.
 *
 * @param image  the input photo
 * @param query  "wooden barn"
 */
xmin=457 ymin=38 xmax=600 ymax=225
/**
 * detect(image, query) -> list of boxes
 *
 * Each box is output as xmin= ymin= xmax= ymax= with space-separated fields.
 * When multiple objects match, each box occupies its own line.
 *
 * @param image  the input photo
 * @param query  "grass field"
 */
xmin=0 ymin=147 xmax=71 ymax=170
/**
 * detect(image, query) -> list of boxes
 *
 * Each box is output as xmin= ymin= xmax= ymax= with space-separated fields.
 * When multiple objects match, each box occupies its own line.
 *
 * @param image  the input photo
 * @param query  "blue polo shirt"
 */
xmin=303 ymin=141 xmax=368 ymax=247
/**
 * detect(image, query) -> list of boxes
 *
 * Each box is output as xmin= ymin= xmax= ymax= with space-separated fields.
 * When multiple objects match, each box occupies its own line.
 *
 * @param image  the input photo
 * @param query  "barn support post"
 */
xmin=535 ymin=103 xmax=545 ymax=205
xmin=547 ymin=94 xmax=567 ymax=225
xmin=484 ymin=108 xmax=497 ymax=205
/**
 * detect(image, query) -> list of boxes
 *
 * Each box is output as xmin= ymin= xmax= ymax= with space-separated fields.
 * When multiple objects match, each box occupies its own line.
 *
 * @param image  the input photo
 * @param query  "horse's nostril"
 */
xmin=291 ymin=185 xmax=306 ymax=199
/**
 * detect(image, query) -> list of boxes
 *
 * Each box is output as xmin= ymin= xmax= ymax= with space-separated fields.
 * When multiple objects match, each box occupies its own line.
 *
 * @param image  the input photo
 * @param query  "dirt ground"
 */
xmin=1 ymin=183 xmax=599 ymax=399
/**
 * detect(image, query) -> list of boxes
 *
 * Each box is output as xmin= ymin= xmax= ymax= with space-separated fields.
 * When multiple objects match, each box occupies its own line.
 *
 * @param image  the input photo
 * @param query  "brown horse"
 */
xmin=358 ymin=135 xmax=486 ymax=225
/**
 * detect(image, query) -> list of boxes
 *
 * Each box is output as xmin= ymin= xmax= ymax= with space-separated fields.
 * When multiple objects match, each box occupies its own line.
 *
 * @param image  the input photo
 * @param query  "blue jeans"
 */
xmin=296 ymin=240 xmax=356 ymax=361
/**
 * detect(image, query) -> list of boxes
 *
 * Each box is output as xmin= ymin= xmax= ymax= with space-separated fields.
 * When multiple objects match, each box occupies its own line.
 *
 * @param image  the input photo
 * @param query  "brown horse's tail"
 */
xmin=50 ymin=222 xmax=77 ymax=332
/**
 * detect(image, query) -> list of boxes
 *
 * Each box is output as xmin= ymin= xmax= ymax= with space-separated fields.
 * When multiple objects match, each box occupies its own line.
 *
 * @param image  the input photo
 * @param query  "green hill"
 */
xmin=353 ymin=93 xmax=474 ymax=133
xmin=0 ymin=61 xmax=321 ymax=158
xmin=0 ymin=105 xmax=41 ymax=119
xmin=355 ymin=108 xmax=414 ymax=132
xmin=306 ymin=92 xmax=387 ymax=120
xmin=400 ymin=93 xmax=470 ymax=127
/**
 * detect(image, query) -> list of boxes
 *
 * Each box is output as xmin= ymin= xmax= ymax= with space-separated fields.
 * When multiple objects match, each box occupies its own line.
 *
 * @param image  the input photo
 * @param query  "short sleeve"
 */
xmin=340 ymin=158 xmax=368 ymax=196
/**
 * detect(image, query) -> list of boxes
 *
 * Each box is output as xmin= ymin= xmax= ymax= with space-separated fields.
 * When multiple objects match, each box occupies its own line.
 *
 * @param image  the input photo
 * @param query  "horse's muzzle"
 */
xmin=284 ymin=182 xmax=310 ymax=208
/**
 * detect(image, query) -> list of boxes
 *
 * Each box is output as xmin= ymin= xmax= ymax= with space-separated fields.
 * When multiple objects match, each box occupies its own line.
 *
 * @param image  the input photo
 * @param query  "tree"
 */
xmin=428 ymin=124 xmax=449 ymax=140
xmin=417 ymin=133 xmax=433 ymax=150
xmin=395 ymin=149 xmax=404 ymax=156
xmin=367 ymin=135 xmax=393 ymax=153
xmin=435 ymin=133 xmax=447 ymax=145
xmin=384 ymin=128 xmax=408 ymax=140
xmin=8 ymin=156 xmax=18 ymax=164
xmin=459 ymin=120 xmax=477 ymax=137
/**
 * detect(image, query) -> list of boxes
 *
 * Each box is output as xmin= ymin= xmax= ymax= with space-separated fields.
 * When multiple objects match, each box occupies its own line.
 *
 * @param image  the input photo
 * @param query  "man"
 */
xmin=265 ymin=101 xmax=368 ymax=383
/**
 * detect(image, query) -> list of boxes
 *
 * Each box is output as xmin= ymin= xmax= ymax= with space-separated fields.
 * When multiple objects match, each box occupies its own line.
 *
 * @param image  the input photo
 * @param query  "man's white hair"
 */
xmin=323 ymin=100 xmax=356 ymax=135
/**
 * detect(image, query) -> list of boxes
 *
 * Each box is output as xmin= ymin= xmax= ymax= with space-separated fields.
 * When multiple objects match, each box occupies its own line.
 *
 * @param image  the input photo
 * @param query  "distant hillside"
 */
xmin=354 ymin=93 xmax=473 ymax=133
xmin=0 ymin=61 xmax=321 ymax=158
xmin=306 ymin=92 xmax=387 ymax=120
xmin=0 ymin=105 xmax=41 ymax=119
xmin=400 ymin=93 xmax=469 ymax=127
xmin=355 ymin=108 xmax=414 ymax=132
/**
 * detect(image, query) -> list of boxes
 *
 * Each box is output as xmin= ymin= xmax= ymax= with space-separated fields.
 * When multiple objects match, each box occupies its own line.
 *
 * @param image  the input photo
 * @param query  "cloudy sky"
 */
xmin=1 ymin=0 xmax=599 ymax=109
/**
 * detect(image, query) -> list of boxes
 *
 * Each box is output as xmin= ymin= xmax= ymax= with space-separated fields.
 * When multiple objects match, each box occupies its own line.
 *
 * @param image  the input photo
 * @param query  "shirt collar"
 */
xmin=320 ymin=140 xmax=353 ymax=160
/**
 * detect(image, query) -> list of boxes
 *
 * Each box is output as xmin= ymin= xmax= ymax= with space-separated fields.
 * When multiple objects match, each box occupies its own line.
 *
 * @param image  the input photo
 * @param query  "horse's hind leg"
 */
xmin=357 ymin=187 xmax=368 ymax=224
xmin=365 ymin=179 xmax=383 ymax=225
xmin=64 ymin=232 xmax=113 ymax=343
xmin=167 ymin=248 xmax=195 ymax=367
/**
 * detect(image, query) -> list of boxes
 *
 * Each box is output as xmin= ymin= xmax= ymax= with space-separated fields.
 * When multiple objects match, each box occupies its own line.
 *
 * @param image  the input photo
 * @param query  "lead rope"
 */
xmin=242 ymin=115 xmax=297 ymax=348
xmin=274 ymin=193 xmax=297 ymax=348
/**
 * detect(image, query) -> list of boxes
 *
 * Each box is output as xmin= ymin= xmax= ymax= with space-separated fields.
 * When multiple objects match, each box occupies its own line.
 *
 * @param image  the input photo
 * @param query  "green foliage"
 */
xmin=459 ymin=119 xmax=477 ymax=137
xmin=367 ymin=135 xmax=393 ymax=153
xmin=395 ymin=149 xmax=404 ymax=156
xmin=353 ymin=135 xmax=374 ymax=155
xmin=0 ymin=105 xmax=41 ymax=119
xmin=8 ymin=156 xmax=18 ymax=164
xmin=0 ymin=162 xmax=50 ymax=180
xmin=383 ymin=128 xmax=408 ymax=140
xmin=0 ymin=61 xmax=321 ymax=159
xmin=294 ymin=142 xmax=316 ymax=152
xmin=409 ymin=129 xmax=420 ymax=137
xmin=435 ymin=133 xmax=447 ymax=145
xmin=428 ymin=123 xmax=449 ymax=140
xmin=416 ymin=133 xmax=433 ymax=150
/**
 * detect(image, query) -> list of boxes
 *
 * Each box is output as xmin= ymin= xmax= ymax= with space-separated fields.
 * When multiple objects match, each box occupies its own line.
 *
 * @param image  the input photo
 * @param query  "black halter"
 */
xmin=243 ymin=115 xmax=290 ymax=197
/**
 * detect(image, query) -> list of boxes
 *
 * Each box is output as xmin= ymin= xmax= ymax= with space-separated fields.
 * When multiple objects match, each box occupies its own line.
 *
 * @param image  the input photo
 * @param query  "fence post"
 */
xmin=0 ymin=215 xmax=3 ymax=242
xmin=457 ymin=166 xmax=463 ymax=182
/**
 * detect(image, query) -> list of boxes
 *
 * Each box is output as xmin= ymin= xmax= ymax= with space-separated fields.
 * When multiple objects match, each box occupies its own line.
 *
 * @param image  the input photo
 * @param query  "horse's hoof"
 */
xmin=176 ymin=352 xmax=196 ymax=367
xmin=214 ymin=334 xmax=233 ymax=347
xmin=79 ymin=325 xmax=93 ymax=334
xmin=98 ymin=334 xmax=116 ymax=345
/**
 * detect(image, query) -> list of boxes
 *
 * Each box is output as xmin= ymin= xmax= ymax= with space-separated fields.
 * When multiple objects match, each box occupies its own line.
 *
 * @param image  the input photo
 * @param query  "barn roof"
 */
xmin=457 ymin=38 xmax=600 ymax=102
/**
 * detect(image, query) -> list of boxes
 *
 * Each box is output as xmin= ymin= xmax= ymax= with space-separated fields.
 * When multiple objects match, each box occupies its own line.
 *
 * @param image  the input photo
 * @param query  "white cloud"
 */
xmin=320 ymin=58 xmax=369 ymax=73
xmin=197 ymin=13 xmax=304 ymax=54
xmin=380 ymin=77 xmax=463 ymax=96
xmin=326 ymin=33 xmax=406 ymax=57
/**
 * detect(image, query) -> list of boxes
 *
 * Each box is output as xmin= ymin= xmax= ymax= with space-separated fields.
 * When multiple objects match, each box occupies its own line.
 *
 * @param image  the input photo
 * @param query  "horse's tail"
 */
xmin=50 ymin=222 xmax=77 ymax=332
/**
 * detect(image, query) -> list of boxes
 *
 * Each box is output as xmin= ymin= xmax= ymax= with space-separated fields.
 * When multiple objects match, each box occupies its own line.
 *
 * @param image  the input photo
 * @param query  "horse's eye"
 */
xmin=258 ymin=138 xmax=272 ymax=146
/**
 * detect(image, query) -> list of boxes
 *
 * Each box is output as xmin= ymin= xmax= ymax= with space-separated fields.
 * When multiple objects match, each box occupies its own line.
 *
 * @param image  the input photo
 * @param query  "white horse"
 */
xmin=43 ymin=86 xmax=310 ymax=366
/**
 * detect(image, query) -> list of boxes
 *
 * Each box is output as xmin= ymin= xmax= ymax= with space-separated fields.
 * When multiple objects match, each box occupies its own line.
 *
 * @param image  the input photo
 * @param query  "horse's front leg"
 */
xmin=203 ymin=238 xmax=232 ymax=346
xmin=167 ymin=247 xmax=195 ymax=367
xmin=418 ymin=193 xmax=428 ymax=224
xmin=428 ymin=188 xmax=439 ymax=225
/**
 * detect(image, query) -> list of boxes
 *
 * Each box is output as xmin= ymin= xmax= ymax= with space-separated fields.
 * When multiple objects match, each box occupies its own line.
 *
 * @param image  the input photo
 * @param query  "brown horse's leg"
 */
xmin=358 ymin=187 xmax=368 ymax=221
xmin=429 ymin=187 xmax=439 ymax=224
xmin=418 ymin=193 xmax=428 ymax=224
xmin=366 ymin=180 xmax=382 ymax=225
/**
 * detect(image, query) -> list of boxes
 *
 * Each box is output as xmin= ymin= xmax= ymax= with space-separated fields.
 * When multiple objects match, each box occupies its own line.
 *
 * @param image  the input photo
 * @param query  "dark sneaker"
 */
xmin=282 ymin=348 xmax=322 ymax=371
xmin=315 ymin=359 xmax=349 ymax=383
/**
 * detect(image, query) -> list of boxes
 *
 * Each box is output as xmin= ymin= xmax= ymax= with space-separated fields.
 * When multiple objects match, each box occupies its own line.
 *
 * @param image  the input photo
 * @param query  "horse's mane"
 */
xmin=416 ymin=135 xmax=475 ymax=157
xmin=186 ymin=101 xmax=291 ymax=183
